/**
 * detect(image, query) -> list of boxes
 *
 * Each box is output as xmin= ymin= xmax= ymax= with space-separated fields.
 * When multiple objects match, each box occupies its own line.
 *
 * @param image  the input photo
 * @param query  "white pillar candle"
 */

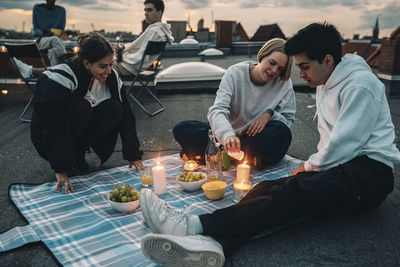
xmin=152 ymin=162 xmax=166 ymax=195
xmin=236 ymin=162 xmax=250 ymax=181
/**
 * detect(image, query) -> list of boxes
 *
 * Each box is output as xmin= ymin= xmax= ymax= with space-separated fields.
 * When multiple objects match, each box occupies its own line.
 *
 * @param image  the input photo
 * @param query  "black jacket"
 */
xmin=31 ymin=58 xmax=143 ymax=172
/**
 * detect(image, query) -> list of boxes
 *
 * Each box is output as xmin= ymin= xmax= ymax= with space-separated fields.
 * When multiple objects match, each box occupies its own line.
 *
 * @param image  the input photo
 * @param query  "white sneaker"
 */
xmin=142 ymin=233 xmax=225 ymax=267
xmin=140 ymin=188 xmax=190 ymax=236
xmin=13 ymin=58 xmax=33 ymax=79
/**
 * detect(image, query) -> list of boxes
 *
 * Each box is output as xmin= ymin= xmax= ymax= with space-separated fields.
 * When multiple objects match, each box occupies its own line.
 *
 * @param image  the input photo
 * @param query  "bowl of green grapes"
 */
xmin=108 ymin=184 xmax=140 ymax=213
xmin=176 ymin=171 xmax=207 ymax=192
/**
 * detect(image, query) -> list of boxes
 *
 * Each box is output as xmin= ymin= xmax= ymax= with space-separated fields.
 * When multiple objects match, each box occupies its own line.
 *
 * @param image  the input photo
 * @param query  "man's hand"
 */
xmin=129 ymin=160 xmax=146 ymax=171
xmin=290 ymin=163 xmax=305 ymax=176
xmin=224 ymin=135 xmax=241 ymax=153
xmin=55 ymin=172 xmax=75 ymax=194
xmin=247 ymin=112 xmax=272 ymax=136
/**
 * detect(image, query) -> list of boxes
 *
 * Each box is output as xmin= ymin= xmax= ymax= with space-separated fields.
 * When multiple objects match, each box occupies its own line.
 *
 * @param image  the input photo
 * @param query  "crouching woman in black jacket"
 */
xmin=31 ymin=33 xmax=145 ymax=194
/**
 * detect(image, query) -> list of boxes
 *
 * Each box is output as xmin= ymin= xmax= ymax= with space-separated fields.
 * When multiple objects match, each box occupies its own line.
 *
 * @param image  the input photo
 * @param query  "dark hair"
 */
xmin=76 ymin=33 xmax=113 ymax=63
xmin=144 ymin=0 xmax=164 ymax=13
xmin=285 ymin=22 xmax=342 ymax=65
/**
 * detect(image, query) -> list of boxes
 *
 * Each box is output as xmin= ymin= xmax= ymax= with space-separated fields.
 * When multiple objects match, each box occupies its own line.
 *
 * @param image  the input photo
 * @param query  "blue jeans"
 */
xmin=173 ymin=120 xmax=292 ymax=166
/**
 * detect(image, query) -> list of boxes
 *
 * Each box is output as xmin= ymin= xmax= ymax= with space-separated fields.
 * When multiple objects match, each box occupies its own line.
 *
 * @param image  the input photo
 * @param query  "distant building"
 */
xmin=215 ymin=20 xmax=234 ymax=48
xmin=250 ymin=23 xmax=285 ymax=41
xmin=373 ymin=16 xmax=379 ymax=41
xmin=198 ymin=18 xmax=205 ymax=31
xmin=215 ymin=20 xmax=250 ymax=48
xmin=342 ymin=39 xmax=379 ymax=59
xmin=375 ymin=25 xmax=400 ymax=96
xmin=197 ymin=18 xmax=210 ymax=42
xmin=167 ymin=20 xmax=187 ymax=42
xmin=233 ymin=22 xmax=249 ymax=42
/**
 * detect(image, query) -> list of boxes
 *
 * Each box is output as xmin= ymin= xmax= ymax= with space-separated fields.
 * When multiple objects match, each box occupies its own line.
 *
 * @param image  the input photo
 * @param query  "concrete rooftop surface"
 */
xmin=1 ymin=55 xmax=399 ymax=266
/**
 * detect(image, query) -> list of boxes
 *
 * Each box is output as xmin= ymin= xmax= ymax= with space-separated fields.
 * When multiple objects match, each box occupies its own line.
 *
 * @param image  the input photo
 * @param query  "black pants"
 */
xmin=173 ymin=120 xmax=292 ymax=166
xmin=199 ymin=155 xmax=394 ymax=256
xmin=71 ymin=98 xmax=123 ymax=159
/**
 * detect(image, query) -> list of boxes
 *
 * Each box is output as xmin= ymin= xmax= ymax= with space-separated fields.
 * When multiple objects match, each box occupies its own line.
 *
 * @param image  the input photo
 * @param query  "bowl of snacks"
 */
xmin=108 ymin=184 xmax=140 ymax=213
xmin=202 ymin=180 xmax=227 ymax=200
xmin=176 ymin=171 xmax=207 ymax=192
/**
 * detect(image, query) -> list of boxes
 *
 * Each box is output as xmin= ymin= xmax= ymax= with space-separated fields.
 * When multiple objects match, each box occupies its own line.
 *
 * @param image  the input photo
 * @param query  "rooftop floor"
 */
xmin=1 ymin=55 xmax=399 ymax=266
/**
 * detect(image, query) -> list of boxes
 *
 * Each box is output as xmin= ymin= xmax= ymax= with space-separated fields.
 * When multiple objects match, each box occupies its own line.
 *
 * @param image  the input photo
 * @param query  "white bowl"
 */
xmin=176 ymin=172 xmax=207 ymax=192
xmin=109 ymin=198 xmax=140 ymax=213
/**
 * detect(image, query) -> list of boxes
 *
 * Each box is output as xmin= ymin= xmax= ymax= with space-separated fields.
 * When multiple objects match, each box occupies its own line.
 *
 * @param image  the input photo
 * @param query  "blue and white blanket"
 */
xmin=2 ymin=154 xmax=302 ymax=266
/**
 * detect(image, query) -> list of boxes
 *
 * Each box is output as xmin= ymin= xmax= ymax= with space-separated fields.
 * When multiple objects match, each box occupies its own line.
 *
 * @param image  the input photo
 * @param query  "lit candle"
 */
xmin=184 ymin=160 xmax=198 ymax=172
xmin=152 ymin=161 xmax=166 ymax=195
xmin=73 ymin=46 xmax=79 ymax=54
xmin=233 ymin=180 xmax=251 ymax=203
xmin=236 ymin=161 xmax=250 ymax=181
xmin=0 ymin=45 xmax=7 ymax=53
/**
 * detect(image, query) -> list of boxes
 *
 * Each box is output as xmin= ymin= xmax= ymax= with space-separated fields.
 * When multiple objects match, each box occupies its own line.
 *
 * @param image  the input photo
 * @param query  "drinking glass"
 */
xmin=139 ymin=169 xmax=153 ymax=187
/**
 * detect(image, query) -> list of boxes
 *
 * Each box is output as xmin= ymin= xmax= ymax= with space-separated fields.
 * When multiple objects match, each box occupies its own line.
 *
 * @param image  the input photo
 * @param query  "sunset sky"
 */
xmin=0 ymin=0 xmax=399 ymax=39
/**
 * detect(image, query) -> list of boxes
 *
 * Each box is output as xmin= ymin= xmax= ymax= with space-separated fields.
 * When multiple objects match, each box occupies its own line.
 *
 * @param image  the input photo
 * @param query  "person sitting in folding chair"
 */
xmin=33 ymin=0 xmax=67 ymax=66
xmin=12 ymin=0 xmax=67 ymax=79
xmin=112 ymin=0 xmax=174 ymax=76
xmin=31 ymin=33 xmax=146 ymax=194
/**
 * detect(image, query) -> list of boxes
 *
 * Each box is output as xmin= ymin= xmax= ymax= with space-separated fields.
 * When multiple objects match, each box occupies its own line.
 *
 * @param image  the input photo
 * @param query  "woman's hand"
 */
xmin=247 ymin=112 xmax=272 ymax=136
xmin=129 ymin=160 xmax=146 ymax=171
xmin=290 ymin=163 xmax=305 ymax=176
xmin=224 ymin=135 xmax=241 ymax=153
xmin=55 ymin=172 xmax=75 ymax=194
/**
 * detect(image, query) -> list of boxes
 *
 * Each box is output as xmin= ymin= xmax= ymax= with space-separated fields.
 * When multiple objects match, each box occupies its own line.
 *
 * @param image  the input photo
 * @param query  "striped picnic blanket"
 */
xmin=2 ymin=153 xmax=302 ymax=266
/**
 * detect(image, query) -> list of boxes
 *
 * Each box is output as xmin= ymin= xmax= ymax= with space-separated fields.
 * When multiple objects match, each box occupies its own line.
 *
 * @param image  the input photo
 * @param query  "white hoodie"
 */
xmin=120 ymin=22 xmax=174 ymax=74
xmin=304 ymin=53 xmax=400 ymax=171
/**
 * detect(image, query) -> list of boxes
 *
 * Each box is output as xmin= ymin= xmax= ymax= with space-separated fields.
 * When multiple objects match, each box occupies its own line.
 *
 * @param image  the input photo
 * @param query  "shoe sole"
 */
xmin=142 ymin=235 xmax=225 ymax=267
xmin=140 ymin=189 xmax=161 ymax=234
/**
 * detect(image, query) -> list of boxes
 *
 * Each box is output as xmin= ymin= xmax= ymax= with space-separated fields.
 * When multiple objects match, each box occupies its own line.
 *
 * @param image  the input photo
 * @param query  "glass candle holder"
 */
xmin=139 ymin=169 xmax=153 ymax=187
xmin=233 ymin=179 xmax=251 ymax=203
xmin=184 ymin=160 xmax=198 ymax=172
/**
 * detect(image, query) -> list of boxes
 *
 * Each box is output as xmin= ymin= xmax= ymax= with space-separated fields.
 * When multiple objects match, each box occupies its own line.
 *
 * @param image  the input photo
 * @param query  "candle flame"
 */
xmin=73 ymin=46 xmax=79 ymax=54
xmin=0 ymin=45 xmax=7 ymax=53
xmin=156 ymin=161 xmax=160 ymax=166
xmin=1 ymin=89 xmax=8 ymax=95
xmin=243 ymin=161 xmax=247 ymax=164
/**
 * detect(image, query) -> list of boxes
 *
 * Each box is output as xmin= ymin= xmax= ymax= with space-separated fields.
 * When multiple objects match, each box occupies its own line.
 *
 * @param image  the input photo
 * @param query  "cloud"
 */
xmin=63 ymin=0 xmax=131 ymax=11
xmin=0 ymin=0 xmax=130 ymax=12
xmin=360 ymin=1 xmax=400 ymax=31
xmin=180 ymin=0 xmax=211 ymax=9
xmin=0 ymin=0 xmax=34 ymax=10
xmin=239 ymin=0 xmax=367 ymax=9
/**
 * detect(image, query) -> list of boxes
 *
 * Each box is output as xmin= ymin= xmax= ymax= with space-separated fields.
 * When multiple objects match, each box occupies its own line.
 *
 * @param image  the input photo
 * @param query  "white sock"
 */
xmin=187 ymin=215 xmax=203 ymax=235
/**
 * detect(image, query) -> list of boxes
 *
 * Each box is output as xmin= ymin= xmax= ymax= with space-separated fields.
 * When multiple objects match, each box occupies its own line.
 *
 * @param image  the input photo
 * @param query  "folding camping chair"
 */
xmin=123 ymin=41 xmax=167 ymax=116
xmin=5 ymin=42 xmax=48 ymax=122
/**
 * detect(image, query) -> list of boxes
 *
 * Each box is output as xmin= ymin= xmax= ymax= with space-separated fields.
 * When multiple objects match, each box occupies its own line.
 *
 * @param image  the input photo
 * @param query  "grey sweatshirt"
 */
xmin=208 ymin=61 xmax=296 ymax=143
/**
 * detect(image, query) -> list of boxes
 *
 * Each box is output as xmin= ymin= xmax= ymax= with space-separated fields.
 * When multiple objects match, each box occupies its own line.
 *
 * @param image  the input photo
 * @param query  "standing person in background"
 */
xmin=173 ymin=38 xmax=295 ymax=169
xmin=113 ymin=0 xmax=174 ymax=76
xmin=31 ymin=33 xmax=145 ymax=194
xmin=33 ymin=0 xmax=67 ymax=66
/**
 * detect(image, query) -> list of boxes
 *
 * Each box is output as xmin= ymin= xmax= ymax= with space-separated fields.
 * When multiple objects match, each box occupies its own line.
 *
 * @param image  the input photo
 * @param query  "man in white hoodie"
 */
xmin=137 ymin=23 xmax=400 ymax=267
xmin=112 ymin=0 xmax=174 ymax=76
